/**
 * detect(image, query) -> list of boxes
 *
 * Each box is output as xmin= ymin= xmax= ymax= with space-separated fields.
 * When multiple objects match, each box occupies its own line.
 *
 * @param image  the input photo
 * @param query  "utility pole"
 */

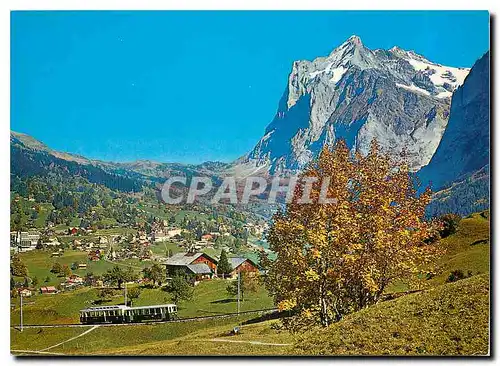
xmin=19 ymin=293 xmax=23 ymax=332
xmin=237 ymin=271 xmax=240 ymax=315
xmin=124 ymin=282 xmax=127 ymax=307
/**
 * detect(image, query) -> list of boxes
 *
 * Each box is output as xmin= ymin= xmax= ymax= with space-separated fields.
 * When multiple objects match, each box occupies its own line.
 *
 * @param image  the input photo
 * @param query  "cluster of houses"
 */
xmin=151 ymin=226 xmax=184 ymax=243
xmin=61 ymin=274 xmax=85 ymax=290
xmin=108 ymin=246 xmax=153 ymax=261
xmin=17 ymin=274 xmax=87 ymax=297
xmin=17 ymin=285 xmax=59 ymax=297
xmin=164 ymin=250 xmax=259 ymax=284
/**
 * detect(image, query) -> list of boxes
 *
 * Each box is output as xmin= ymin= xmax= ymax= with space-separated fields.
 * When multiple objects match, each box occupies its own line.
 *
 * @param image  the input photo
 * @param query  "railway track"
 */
xmin=11 ymin=308 xmax=278 ymax=329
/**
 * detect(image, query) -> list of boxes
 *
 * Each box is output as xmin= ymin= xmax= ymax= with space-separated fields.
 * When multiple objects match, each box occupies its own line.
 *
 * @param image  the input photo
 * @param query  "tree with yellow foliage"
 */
xmin=262 ymin=139 xmax=435 ymax=328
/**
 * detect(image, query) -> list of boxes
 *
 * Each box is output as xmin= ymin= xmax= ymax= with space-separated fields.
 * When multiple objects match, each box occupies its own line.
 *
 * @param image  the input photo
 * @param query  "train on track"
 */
xmin=79 ymin=304 xmax=178 ymax=324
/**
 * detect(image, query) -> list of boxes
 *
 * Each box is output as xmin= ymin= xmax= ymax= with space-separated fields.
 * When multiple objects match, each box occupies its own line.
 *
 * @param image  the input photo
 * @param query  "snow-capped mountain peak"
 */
xmin=388 ymin=46 xmax=470 ymax=98
xmin=242 ymin=35 xmax=474 ymax=174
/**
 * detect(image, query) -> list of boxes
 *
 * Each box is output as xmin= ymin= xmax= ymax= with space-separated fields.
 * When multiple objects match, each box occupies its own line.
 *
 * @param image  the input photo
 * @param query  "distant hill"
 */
xmin=11 ymin=131 xmax=147 ymax=192
xmin=11 ymin=130 xmax=228 ymax=188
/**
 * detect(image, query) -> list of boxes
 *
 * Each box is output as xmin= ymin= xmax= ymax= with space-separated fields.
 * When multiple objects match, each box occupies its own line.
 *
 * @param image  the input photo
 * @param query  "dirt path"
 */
xmin=209 ymin=338 xmax=291 ymax=346
xmin=37 ymin=325 xmax=100 ymax=352
xmin=11 ymin=349 xmax=66 ymax=356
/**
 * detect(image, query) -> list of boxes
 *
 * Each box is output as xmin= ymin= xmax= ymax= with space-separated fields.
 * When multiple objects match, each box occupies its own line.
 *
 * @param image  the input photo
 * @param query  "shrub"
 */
xmin=439 ymin=214 xmax=462 ymax=238
xmin=446 ymin=269 xmax=472 ymax=283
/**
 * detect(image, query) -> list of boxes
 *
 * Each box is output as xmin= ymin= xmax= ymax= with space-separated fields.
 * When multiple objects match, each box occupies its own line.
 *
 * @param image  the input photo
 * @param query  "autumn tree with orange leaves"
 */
xmin=262 ymin=139 xmax=436 ymax=328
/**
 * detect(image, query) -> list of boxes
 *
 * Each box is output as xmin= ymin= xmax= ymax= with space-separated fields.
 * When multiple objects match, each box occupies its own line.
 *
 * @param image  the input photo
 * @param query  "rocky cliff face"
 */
xmin=418 ymin=52 xmax=489 ymax=191
xmin=418 ymin=51 xmax=489 ymax=217
xmin=243 ymin=35 xmax=470 ymax=173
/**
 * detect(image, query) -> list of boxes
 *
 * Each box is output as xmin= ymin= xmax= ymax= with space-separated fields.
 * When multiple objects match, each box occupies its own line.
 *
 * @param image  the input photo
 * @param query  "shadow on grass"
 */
xmin=92 ymin=299 xmax=112 ymax=305
xmin=210 ymin=298 xmax=237 ymax=304
xmin=241 ymin=310 xmax=289 ymax=325
xmin=471 ymin=238 xmax=489 ymax=246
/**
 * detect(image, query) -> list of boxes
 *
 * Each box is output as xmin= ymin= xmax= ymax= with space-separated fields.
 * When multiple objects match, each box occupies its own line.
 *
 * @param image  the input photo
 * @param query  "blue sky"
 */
xmin=11 ymin=11 xmax=489 ymax=164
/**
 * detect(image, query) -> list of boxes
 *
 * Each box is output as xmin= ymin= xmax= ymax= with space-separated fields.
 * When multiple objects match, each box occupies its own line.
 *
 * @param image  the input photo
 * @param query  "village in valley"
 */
xmin=10 ymin=194 xmax=271 ymax=317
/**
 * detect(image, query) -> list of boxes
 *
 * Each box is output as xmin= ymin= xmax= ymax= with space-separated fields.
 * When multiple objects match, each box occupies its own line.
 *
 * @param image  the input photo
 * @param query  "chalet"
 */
xmin=164 ymin=252 xmax=218 ymax=282
xmin=166 ymin=228 xmax=183 ymax=238
xmin=184 ymin=264 xmax=212 ymax=283
xmin=18 ymin=288 xmax=32 ymax=297
xmin=40 ymin=286 xmax=58 ymax=294
xmin=89 ymin=250 xmax=101 ymax=261
xmin=44 ymin=238 xmax=60 ymax=247
xmin=68 ymin=275 xmax=84 ymax=284
xmin=153 ymin=234 xmax=168 ymax=243
xmin=201 ymin=234 xmax=213 ymax=242
xmin=62 ymin=275 xmax=84 ymax=289
xmin=228 ymin=257 xmax=259 ymax=278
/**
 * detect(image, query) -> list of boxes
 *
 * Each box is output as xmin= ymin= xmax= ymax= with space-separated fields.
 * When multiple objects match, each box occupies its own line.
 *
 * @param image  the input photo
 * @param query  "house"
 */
xmin=62 ymin=275 xmax=85 ymax=289
xmin=184 ymin=263 xmax=213 ymax=283
xmin=201 ymin=234 xmax=213 ymax=242
xmin=40 ymin=286 xmax=58 ymax=294
xmin=89 ymin=250 xmax=100 ymax=261
xmin=166 ymin=228 xmax=183 ymax=238
xmin=69 ymin=227 xmax=78 ymax=235
xmin=228 ymin=257 xmax=259 ymax=278
xmin=164 ymin=252 xmax=218 ymax=281
xmin=153 ymin=234 xmax=168 ymax=243
xmin=68 ymin=275 xmax=84 ymax=284
xmin=44 ymin=238 xmax=60 ymax=247
xmin=18 ymin=288 xmax=32 ymax=297
xmin=78 ymin=263 xmax=87 ymax=270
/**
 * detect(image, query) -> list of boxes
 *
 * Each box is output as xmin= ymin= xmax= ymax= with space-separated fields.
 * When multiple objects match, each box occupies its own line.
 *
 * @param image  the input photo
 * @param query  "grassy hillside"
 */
xmin=13 ymin=250 xmax=148 ymax=287
xmin=11 ymin=279 xmax=273 ymax=325
xmin=11 ymin=314 xmax=291 ymax=356
xmin=292 ymin=274 xmax=489 ymax=356
xmin=428 ymin=211 xmax=489 ymax=286
xmin=13 ymin=275 xmax=488 ymax=356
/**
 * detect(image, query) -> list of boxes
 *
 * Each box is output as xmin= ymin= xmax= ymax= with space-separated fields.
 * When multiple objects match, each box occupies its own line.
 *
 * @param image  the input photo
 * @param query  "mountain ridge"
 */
xmin=242 ymin=35 xmax=470 ymax=173
xmin=11 ymin=130 xmax=229 ymax=179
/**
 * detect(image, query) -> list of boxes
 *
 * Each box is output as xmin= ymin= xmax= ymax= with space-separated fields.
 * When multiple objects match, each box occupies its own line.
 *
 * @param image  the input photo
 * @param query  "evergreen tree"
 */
xmin=217 ymin=250 xmax=232 ymax=278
